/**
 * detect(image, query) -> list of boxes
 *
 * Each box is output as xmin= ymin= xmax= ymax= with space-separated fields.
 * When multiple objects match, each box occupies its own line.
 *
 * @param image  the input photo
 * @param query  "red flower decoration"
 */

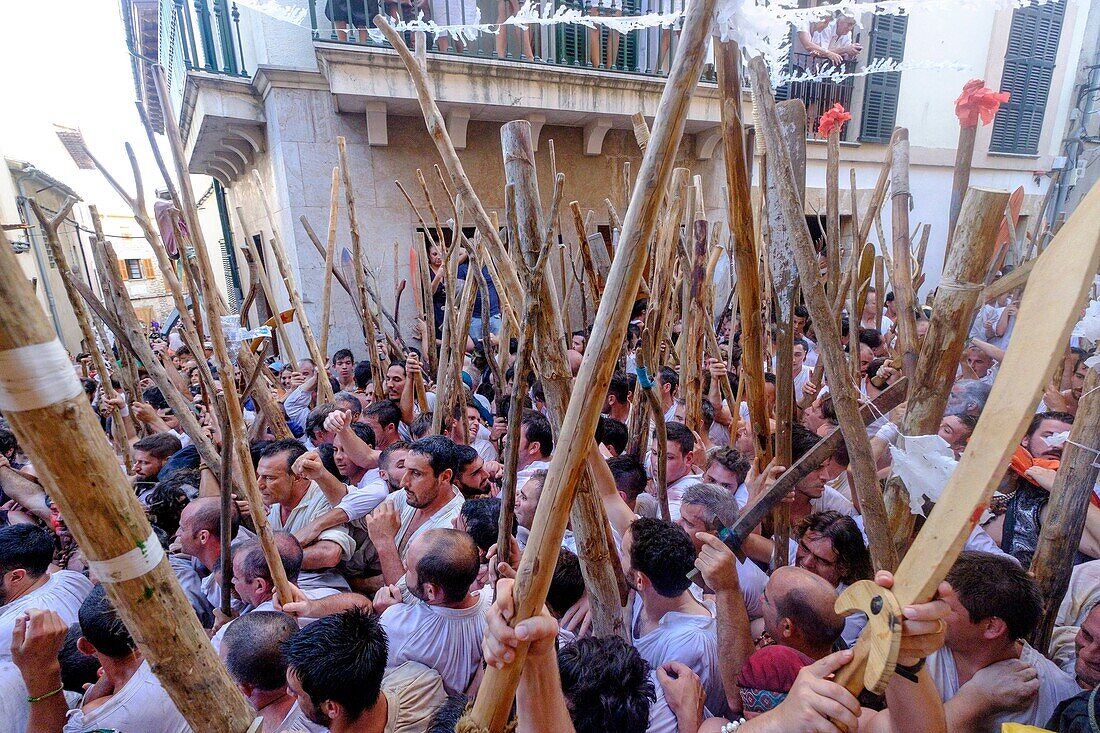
xmin=954 ymin=79 xmax=1010 ymax=129
xmin=817 ymin=103 xmax=852 ymax=137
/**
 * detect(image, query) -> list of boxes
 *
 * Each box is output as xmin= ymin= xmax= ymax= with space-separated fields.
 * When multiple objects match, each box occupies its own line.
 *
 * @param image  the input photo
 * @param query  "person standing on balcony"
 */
xmin=495 ymin=0 xmax=535 ymax=59
xmin=325 ymin=0 xmax=378 ymax=42
xmin=429 ymin=0 xmax=476 ymax=52
xmin=792 ymin=15 xmax=838 ymax=68
xmin=588 ymin=0 xmax=623 ymax=70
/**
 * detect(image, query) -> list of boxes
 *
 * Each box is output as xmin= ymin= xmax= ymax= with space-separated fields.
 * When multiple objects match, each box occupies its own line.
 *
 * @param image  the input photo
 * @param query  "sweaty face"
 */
xmin=385 ymin=365 xmax=406 ymax=400
xmin=458 ymin=456 xmax=490 ymax=497
xmin=286 ymin=668 xmax=330 ymax=726
xmin=938 ymin=415 xmax=970 ymax=459
xmin=334 ymin=442 xmax=364 ymax=482
xmin=703 ymin=462 xmax=741 ymax=496
xmin=795 ymin=464 xmax=827 ymax=500
xmin=300 ymin=362 xmax=317 ymax=380
xmin=381 ymin=449 xmax=409 ymax=491
xmin=792 ymin=345 xmax=807 ymax=373
xmin=1023 ymin=418 xmax=1073 ymax=460
xmin=858 ymin=345 xmax=874 ymax=376
xmin=133 ymin=450 xmax=165 ymax=480
xmin=676 ymin=503 xmax=710 ymax=553
xmin=1076 ymin=609 xmax=1100 ymax=688
xmin=334 ymin=357 xmax=354 ymax=382
xmin=256 ymin=454 xmax=295 ymax=507
xmin=514 ymin=477 xmax=543 ymax=530
xmin=1071 ymin=363 xmax=1087 ymax=400
xmin=659 ymin=441 xmax=692 ymax=485
xmin=400 ymin=452 xmax=445 ymax=509
xmin=795 ymin=532 xmax=843 ymax=586
xmin=965 ymin=350 xmax=993 ymax=378
xmin=571 ymin=334 xmax=586 ymax=353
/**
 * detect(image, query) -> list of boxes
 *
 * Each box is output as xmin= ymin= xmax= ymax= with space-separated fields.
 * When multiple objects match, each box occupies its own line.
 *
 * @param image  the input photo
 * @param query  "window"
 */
xmin=990 ymin=0 xmax=1066 ymax=155
xmin=126 ymin=259 xmax=144 ymax=280
xmin=859 ymin=14 xmax=908 ymax=144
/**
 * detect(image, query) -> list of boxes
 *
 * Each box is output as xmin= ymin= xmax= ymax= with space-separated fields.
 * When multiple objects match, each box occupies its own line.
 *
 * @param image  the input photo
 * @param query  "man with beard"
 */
xmin=453 ymin=443 xmax=491 ymax=499
xmin=283 ymin=608 xmax=446 ymax=732
xmin=0 ymin=525 xmax=92 ymax=660
xmin=375 ymin=529 xmax=489 ymax=695
xmin=364 ymin=436 xmax=464 ymax=587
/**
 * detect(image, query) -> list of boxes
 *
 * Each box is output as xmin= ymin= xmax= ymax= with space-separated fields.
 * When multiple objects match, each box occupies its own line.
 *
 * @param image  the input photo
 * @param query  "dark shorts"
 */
xmin=325 ymin=0 xmax=379 ymax=27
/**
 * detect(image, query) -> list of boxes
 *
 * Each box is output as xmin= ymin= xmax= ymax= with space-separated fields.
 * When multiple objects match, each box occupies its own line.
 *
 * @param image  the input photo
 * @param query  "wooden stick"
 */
xmin=495 ymin=303 xmax=534 ymax=567
xmin=1029 ymin=367 xmax=1100 ymax=650
xmin=826 ymin=127 xmax=842 ymax=301
xmin=319 ymin=167 xmax=340 ymax=360
xmin=883 ymin=188 xmax=1009 ymax=555
xmin=946 ymin=124 xmax=978 ymax=253
xmin=251 ymin=171 xmax=334 ymax=404
xmin=153 ymin=63 xmax=294 ymax=603
xmin=336 ymin=137 xmax=385 ymax=401
xmin=717 ymin=39 xmax=770 ymax=467
xmin=500 ymin=121 xmax=626 ymax=640
xmin=28 ymin=198 xmax=134 ymax=471
xmin=639 ymin=333 xmax=670 ymax=521
xmin=889 ymin=129 xmax=919 ymax=381
xmin=856 ymin=129 xmax=900 ymax=251
xmin=465 ymin=0 xmax=717 ymax=723
xmin=683 ymin=179 xmax=708 ymax=438
xmin=749 ymin=55 xmax=898 ymax=572
xmin=235 ymin=210 xmax=299 ymax=370
xmin=0 ymin=226 xmax=257 ymax=731
xmin=374 ymin=16 xmax=524 ymax=330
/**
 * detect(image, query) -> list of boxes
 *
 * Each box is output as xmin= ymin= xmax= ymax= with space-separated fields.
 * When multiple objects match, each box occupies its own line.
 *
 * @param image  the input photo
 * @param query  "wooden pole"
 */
xmin=320 ymin=167 xmax=340 ymax=359
xmin=1029 ymin=367 xmax=1100 ymax=650
xmin=749 ymin=55 xmax=898 ymax=572
xmin=500 ymin=121 xmax=625 ymax=640
xmin=250 ymin=171 xmax=334 ymax=404
xmin=336 ymin=137 xmax=385 ymax=401
xmin=464 ymin=0 xmax=716 ymax=724
xmin=883 ymin=188 xmax=1010 ymax=557
xmin=682 ymin=178 xmax=708 ymax=438
xmin=717 ymin=40 xmax=770 ymax=467
xmin=153 ymin=64 xmax=294 ymax=602
xmin=235 ymin=210 xmax=299 ymax=370
xmin=27 ymin=199 xmax=133 ymax=470
xmin=374 ymin=16 xmax=524 ymax=329
xmin=0 ymin=227 xmax=256 ymax=732
xmin=889 ymin=129 xmax=919 ymax=381
xmin=826 ymin=128 xmax=841 ymax=300
xmin=946 ymin=125 xmax=977 ymax=253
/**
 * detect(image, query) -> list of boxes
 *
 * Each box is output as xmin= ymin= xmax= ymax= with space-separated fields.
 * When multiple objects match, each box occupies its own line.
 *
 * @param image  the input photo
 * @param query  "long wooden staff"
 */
xmin=682 ymin=178 xmax=708 ymax=438
xmin=27 ymin=199 xmax=133 ymax=471
xmin=749 ymin=56 xmax=897 ymax=572
xmin=234 ymin=211 xmax=299 ymax=371
xmin=889 ymin=129 xmax=920 ymax=380
xmin=463 ymin=0 xmax=717 ymax=724
xmin=153 ymin=64 xmax=294 ymax=602
xmin=0 ymin=227 xmax=256 ymax=731
xmin=336 ymin=137 xmax=386 ymax=400
xmin=834 ymin=166 xmax=1100 ymax=697
xmin=882 ymin=188 xmax=1007 ymax=555
xmin=1029 ymin=367 xmax=1100 ymax=649
xmin=320 ymin=167 xmax=340 ymax=359
xmin=251 ymin=171 xmax=334 ymax=404
xmin=717 ymin=40 xmax=770 ymax=466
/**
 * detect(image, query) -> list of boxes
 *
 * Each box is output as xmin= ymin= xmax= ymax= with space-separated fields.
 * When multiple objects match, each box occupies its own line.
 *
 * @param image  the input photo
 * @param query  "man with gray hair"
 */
xmin=676 ymin=482 xmax=767 ymax=622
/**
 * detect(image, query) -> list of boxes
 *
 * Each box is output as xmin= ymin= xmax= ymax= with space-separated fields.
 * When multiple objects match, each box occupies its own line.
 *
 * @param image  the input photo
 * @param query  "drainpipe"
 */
xmin=14 ymin=170 xmax=64 ymax=339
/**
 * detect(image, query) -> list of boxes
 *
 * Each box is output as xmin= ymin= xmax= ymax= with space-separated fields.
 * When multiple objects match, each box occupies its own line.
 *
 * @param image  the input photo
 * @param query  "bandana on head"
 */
xmin=736 ymin=645 xmax=813 ymax=714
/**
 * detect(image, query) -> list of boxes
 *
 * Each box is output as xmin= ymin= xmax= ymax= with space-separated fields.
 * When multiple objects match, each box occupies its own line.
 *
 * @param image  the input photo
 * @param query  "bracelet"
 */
xmin=27 ymin=685 xmax=63 ymax=703
xmin=721 ymin=719 xmax=746 ymax=732
xmin=894 ymin=657 xmax=926 ymax=683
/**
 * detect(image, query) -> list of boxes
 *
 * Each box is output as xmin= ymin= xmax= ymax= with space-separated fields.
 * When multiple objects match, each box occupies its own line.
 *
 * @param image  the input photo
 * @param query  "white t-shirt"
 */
xmin=380 ymin=591 xmax=490 ymax=695
xmin=339 ymin=471 xmax=391 ymax=521
xmin=0 ymin=662 xmax=29 ymax=733
xmin=631 ymin=598 xmax=724 ymax=715
xmin=515 ymin=460 xmax=551 ymax=493
xmin=0 ymin=571 xmax=93 ymax=660
xmin=666 ymin=473 xmax=704 ymax=521
xmin=64 ymin=660 xmax=191 ymax=733
xmin=272 ymin=700 xmax=327 ymax=732
xmin=211 ymin=586 xmax=341 ymax=650
xmin=927 ymin=643 xmax=1079 ymax=728
xmin=269 ymin=482 xmax=354 ymax=591
xmin=793 ymin=364 xmax=815 ymax=400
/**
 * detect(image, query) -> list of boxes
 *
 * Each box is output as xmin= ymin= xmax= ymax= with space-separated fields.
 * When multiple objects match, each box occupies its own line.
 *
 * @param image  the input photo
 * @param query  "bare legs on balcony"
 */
xmin=495 ymin=0 xmax=535 ymax=58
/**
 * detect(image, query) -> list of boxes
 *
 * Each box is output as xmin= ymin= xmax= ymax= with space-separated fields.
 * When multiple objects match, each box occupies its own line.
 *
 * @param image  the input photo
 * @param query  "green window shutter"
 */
xmin=990 ymin=0 xmax=1066 ymax=155
xmin=858 ymin=14 xmax=908 ymax=144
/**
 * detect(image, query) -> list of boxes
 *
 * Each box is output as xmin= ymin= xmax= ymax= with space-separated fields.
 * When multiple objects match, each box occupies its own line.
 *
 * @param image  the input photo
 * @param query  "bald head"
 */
xmin=766 ymin=566 xmax=844 ymax=653
xmin=237 ymin=532 xmax=303 ymax=586
xmin=180 ymin=497 xmax=238 ymax=538
xmin=408 ymin=528 xmax=479 ymax=605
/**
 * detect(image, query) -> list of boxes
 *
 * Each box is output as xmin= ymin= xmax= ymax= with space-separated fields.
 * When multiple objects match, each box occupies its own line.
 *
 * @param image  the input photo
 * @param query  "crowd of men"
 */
xmin=0 ymin=271 xmax=1097 ymax=733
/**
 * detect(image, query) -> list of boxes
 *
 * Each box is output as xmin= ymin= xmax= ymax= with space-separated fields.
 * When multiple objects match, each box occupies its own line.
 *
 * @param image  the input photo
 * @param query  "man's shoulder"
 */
xmin=382 ymin=661 xmax=448 ymax=733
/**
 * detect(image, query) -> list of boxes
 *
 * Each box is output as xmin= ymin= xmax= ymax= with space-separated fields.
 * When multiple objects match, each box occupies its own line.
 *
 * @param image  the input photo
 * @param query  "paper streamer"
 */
xmin=87 ymin=531 xmax=166 ymax=583
xmin=889 ymin=434 xmax=959 ymax=517
xmin=1072 ymin=299 xmax=1100 ymax=343
xmin=0 ymin=339 xmax=84 ymax=413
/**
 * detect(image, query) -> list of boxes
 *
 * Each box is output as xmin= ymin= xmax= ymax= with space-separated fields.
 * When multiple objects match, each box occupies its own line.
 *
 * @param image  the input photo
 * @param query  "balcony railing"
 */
xmin=170 ymin=0 xmax=249 ymax=77
xmin=777 ymin=52 xmax=856 ymax=139
xmin=309 ymin=0 xmax=720 ymax=80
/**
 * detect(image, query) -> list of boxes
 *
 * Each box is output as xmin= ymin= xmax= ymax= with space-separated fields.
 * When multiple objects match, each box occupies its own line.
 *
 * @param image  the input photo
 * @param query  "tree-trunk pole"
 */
xmin=883 ymin=188 xmax=1007 ymax=556
xmin=682 ymin=179 xmax=708 ymax=438
xmin=463 ymin=0 xmax=716 ymax=726
xmin=320 ymin=167 xmax=340 ymax=359
xmin=826 ymin=128 xmax=841 ymax=300
xmin=251 ymin=171 xmax=334 ymax=404
xmin=748 ymin=56 xmax=898 ymax=572
xmin=501 ymin=121 xmax=625 ymax=640
xmin=947 ymin=125 xmax=977 ymax=255
xmin=1029 ymin=368 xmax=1100 ymax=650
xmin=889 ymin=129 xmax=919 ymax=381
xmin=717 ymin=40 xmax=770 ymax=466
xmin=153 ymin=64 xmax=294 ymax=602
xmin=0 ymin=227 xmax=257 ymax=731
